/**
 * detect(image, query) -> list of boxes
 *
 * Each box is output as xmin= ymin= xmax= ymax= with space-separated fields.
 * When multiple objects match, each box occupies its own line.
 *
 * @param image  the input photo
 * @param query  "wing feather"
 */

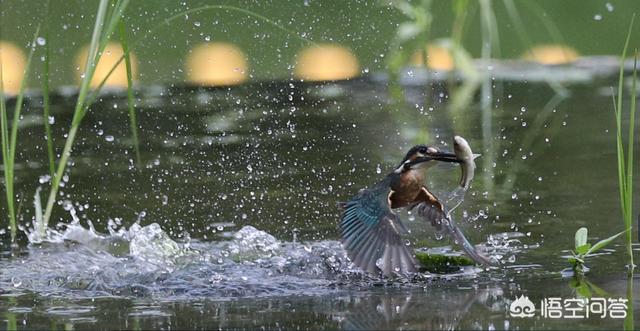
xmin=339 ymin=181 xmax=417 ymax=276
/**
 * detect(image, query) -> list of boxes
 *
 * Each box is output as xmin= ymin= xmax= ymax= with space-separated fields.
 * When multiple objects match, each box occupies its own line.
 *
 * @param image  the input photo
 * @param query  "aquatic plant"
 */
xmin=385 ymin=0 xmax=433 ymax=89
xmin=42 ymin=29 xmax=55 ymax=179
xmin=36 ymin=3 xmax=314 ymax=235
xmin=613 ymin=17 xmax=637 ymax=330
xmin=118 ymin=20 xmax=141 ymax=168
xmin=2 ymin=2 xmax=318 ymax=242
xmin=567 ymin=227 xmax=627 ymax=275
xmin=414 ymin=251 xmax=473 ymax=273
xmin=612 ymin=16 xmax=636 ymax=270
xmin=40 ymin=0 xmax=131 ymax=234
xmin=0 ymin=25 xmax=41 ymax=244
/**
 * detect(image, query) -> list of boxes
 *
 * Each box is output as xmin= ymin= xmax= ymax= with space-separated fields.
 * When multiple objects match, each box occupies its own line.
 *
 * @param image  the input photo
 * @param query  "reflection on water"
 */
xmin=1 ymin=61 xmax=640 ymax=328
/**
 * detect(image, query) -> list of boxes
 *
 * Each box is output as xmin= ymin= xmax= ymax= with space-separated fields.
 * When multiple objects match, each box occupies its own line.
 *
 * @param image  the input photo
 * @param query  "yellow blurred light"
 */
xmin=411 ymin=44 xmax=454 ymax=71
xmin=294 ymin=44 xmax=359 ymax=81
xmin=0 ymin=41 xmax=27 ymax=95
xmin=522 ymin=44 xmax=579 ymax=65
xmin=75 ymin=42 xmax=138 ymax=88
xmin=186 ymin=43 xmax=248 ymax=86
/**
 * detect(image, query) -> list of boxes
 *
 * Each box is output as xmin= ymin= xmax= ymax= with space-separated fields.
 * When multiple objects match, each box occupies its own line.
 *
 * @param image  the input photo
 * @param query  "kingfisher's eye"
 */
xmin=418 ymin=147 xmax=428 ymax=154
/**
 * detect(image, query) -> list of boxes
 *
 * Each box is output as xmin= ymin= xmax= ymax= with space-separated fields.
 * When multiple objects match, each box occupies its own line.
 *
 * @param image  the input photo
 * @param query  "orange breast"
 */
xmin=390 ymin=171 xmax=424 ymax=208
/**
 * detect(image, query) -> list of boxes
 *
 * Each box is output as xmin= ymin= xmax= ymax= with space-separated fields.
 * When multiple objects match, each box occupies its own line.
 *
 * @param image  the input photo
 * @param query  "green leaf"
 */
xmin=575 ymin=243 xmax=592 ymax=255
xmin=585 ymin=229 xmax=629 ymax=256
xmin=575 ymin=227 xmax=588 ymax=249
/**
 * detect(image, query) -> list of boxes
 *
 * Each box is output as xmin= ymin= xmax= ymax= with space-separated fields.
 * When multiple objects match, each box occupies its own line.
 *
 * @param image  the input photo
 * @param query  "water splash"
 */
xmin=3 ymin=220 xmax=524 ymax=300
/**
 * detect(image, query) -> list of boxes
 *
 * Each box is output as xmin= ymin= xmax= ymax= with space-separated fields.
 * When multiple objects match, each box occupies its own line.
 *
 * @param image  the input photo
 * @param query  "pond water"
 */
xmin=1 ymin=61 xmax=640 ymax=329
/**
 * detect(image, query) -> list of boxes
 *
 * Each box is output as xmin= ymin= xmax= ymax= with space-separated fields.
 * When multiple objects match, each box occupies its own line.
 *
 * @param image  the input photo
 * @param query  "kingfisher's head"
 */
xmin=395 ymin=144 xmax=460 ymax=173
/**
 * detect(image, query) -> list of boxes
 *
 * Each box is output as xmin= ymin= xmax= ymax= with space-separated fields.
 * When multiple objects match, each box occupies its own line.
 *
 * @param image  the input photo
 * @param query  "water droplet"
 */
xmin=36 ymin=37 xmax=46 ymax=46
xmin=105 ymin=135 xmax=114 ymax=142
xmin=594 ymin=14 xmax=602 ymax=21
xmin=11 ymin=277 xmax=22 ymax=287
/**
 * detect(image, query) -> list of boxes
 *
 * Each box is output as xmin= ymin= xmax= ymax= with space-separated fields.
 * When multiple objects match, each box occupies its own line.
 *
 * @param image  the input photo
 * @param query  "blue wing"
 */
xmin=339 ymin=181 xmax=417 ymax=276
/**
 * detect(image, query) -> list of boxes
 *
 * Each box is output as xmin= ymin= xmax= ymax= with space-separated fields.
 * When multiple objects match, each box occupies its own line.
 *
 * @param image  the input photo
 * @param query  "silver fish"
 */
xmin=453 ymin=136 xmax=480 ymax=190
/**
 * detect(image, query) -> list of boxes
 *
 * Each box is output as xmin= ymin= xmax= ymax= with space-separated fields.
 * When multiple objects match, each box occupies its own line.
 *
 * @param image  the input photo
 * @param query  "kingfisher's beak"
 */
xmin=426 ymin=150 xmax=461 ymax=163
xmin=410 ymin=151 xmax=460 ymax=167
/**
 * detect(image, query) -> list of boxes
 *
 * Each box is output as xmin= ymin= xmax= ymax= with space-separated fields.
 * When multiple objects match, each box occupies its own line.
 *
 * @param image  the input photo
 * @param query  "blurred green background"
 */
xmin=1 ymin=0 xmax=640 ymax=86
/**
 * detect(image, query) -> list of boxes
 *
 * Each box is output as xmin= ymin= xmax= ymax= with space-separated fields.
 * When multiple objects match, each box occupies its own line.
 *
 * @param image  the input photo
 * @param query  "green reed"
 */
xmin=40 ymin=0 xmax=130 ymax=233
xmin=42 ymin=31 xmax=55 ymax=179
xmin=612 ymin=15 xmax=636 ymax=271
xmin=39 ymin=1 xmax=313 ymax=232
xmin=2 ymin=2 xmax=311 ymax=240
xmin=0 ymin=25 xmax=41 ymax=244
xmin=119 ymin=20 xmax=141 ymax=168
xmin=610 ymin=21 xmax=635 ymax=329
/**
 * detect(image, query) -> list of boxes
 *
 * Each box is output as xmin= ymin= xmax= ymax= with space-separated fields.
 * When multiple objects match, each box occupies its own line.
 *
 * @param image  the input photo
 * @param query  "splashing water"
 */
xmin=0 ymin=217 xmax=528 ymax=300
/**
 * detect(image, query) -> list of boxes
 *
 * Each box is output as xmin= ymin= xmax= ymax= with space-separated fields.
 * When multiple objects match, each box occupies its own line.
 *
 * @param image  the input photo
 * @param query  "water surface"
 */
xmin=1 ymin=62 xmax=640 ymax=329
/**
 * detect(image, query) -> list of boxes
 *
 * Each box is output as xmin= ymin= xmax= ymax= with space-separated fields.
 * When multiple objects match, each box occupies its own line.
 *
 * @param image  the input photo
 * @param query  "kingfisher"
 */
xmin=339 ymin=144 xmax=493 ymax=276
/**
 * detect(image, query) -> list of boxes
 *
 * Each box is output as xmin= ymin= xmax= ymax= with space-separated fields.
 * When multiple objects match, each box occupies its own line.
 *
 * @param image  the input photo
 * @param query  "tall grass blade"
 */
xmin=41 ymin=0 xmax=112 ymax=233
xmin=451 ymin=0 xmax=474 ymax=46
xmin=42 ymin=29 xmax=55 ymax=179
xmin=626 ymin=54 xmax=636 ymax=269
xmin=41 ymin=2 xmax=308 ymax=231
xmin=1 ymin=25 xmax=41 ymax=243
xmin=613 ymin=15 xmax=636 ymax=270
xmin=625 ymin=271 xmax=634 ymax=330
xmin=613 ymin=92 xmax=627 ymax=223
xmin=119 ymin=20 xmax=141 ymax=168
xmin=0 ymin=43 xmax=12 ymax=242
